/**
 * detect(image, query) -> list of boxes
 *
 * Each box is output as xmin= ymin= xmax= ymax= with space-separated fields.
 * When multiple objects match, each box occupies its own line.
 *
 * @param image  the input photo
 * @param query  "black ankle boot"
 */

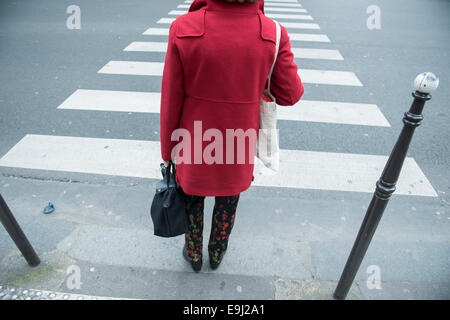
xmin=183 ymin=245 xmax=202 ymax=272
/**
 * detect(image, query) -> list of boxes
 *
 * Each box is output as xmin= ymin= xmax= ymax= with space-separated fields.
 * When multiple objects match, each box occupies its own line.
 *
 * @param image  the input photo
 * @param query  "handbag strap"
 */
xmin=165 ymin=160 xmax=176 ymax=188
xmin=266 ymin=20 xmax=281 ymax=101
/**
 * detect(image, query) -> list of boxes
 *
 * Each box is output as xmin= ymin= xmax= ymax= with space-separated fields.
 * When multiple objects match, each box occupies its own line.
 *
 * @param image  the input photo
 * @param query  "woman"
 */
xmin=160 ymin=0 xmax=304 ymax=272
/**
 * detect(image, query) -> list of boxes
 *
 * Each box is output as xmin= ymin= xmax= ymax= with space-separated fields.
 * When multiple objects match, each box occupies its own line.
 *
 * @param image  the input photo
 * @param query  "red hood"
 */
xmin=189 ymin=0 xmax=265 ymax=14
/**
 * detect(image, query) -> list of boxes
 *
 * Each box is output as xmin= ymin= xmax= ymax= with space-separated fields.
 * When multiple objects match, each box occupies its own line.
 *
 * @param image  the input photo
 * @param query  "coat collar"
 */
xmin=189 ymin=0 xmax=264 ymax=14
xmin=178 ymin=0 xmax=274 ymax=42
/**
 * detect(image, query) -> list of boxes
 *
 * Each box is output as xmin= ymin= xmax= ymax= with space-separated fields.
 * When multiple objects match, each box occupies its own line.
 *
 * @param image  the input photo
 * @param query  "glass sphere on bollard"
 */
xmin=414 ymin=72 xmax=439 ymax=94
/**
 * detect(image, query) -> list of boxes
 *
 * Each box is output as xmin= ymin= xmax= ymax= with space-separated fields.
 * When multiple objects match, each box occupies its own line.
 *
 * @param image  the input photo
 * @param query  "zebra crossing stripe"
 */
xmin=56 ymin=89 xmax=390 ymax=127
xmin=266 ymin=13 xmax=313 ymax=20
xmin=289 ymin=33 xmax=330 ymax=42
xmin=167 ymin=11 xmax=312 ymax=20
xmin=124 ymin=41 xmax=168 ymax=52
xmin=265 ymin=0 xmax=299 ymax=3
xmin=168 ymin=10 xmax=187 ymax=16
xmin=264 ymin=8 xmax=307 ymax=13
xmin=97 ymin=60 xmax=361 ymax=86
xmin=97 ymin=61 xmax=164 ymax=76
xmin=142 ymin=27 xmax=169 ymax=36
xmin=142 ymin=27 xmax=330 ymax=43
xmin=291 ymin=47 xmax=343 ymax=60
xmin=0 ymin=135 xmax=436 ymax=197
xmin=280 ymin=22 xmax=320 ymax=30
xmin=264 ymin=3 xmax=302 ymax=7
xmin=123 ymin=41 xmax=341 ymax=60
xmin=57 ymin=90 xmax=161 ymax=113
xmin=157 ymin=18 xmax=320 ymax=30
xmin=157 ymin=18 xmax=175 ymax=24
xmin=299 ymin=69 xmax=363 ymax=86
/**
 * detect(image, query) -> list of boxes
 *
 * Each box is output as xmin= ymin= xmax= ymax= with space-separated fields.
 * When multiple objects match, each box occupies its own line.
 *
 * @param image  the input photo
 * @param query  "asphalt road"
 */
xmin=0 ymin=0 xmax=449 ymax=300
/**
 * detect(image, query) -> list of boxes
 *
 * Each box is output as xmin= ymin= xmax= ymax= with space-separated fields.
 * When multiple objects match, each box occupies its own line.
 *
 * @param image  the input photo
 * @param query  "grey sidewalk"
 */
xmin=0 ymin=175 xmax=448 ymax=300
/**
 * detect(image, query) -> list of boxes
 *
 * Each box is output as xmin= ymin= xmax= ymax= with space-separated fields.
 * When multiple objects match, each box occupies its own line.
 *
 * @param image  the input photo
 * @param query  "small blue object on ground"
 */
xmin=43 ymin=202 xmax=55 ymax=214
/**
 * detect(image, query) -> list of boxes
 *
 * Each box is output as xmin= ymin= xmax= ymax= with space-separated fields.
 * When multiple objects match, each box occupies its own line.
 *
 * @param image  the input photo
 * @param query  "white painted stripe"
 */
xmin=97 ymin=61 xmax=164 ymax=76
xmin=124 ymin=41 xmax=341 ymax=60
xmin=57 ymin=89 xmax=161 ymax=113
xmin=124 ymin=41 xmax=168 ymax=52
xmin=292 ymin=47 xmax=343 ymax=60
xmin=254 ymin=149 xmax=437 ymax=196
xmin=280 ymin=22 xmax=320 ymax=30
xmin=177 ymin=4 xmax=190 ymax=9
xmin=266 ymin=0 xmax=299 ymax=3
xmin=97 ymin=61 xmax=362 ymax=86
xmin=299 ymin=69 xmax=363 ymax=86
xmin=264 ymin=3 xmax=302 ymax=7
xmin=185 ymin=0 xmax=193 ymax=3
xmin=0 ymin=135 xmax=436 ymax=196
xmin=142 ymin=27 xmax=328 ymax=43
xmin=264 ymin=7 xmax=307 ymax=13
xmin=56 ymin=89 xmax=390 ymax=127
xmin=157 ymin=18 xmax=175 ymax=24
xmin=279 ymin=100 xmax=390 ymax=127
xmin=168 ymin=10 xmax=312 ymax=19
xmin=289 ymin=33 xmax=330 ymax=42
xmin=168 ymin=10 xmax=187 ymax=16
xmin=266 ymin=13 xmax=313 ymax=20
xmin=157 ymin=16 xmax=319 ymax=25
xmin=142 ymin=27 xmax=169 ymax=36
xmin=160 ymin=19 xmax=319 ymax=29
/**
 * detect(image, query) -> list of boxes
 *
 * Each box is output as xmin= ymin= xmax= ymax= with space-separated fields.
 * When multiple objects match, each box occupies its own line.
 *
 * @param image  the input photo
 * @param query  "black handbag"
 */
xmin=150 ymin=160 xmax=188 ymax=237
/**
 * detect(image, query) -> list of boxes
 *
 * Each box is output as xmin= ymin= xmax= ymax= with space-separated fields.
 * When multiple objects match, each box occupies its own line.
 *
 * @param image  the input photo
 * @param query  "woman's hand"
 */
xmin=163 ymin=160 xmax=169 ymax=167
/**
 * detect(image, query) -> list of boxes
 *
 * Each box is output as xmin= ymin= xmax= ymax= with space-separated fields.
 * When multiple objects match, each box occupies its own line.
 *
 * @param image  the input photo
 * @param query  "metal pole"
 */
xmin=333 ymin=72 xmax=439 ymax=300
xmin=0 ymin=193 xmax=40 ymax=267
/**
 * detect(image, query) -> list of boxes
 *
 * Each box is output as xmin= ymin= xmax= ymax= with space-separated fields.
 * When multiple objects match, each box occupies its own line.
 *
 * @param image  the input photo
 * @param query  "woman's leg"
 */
xmin=184 ymin=193 xmax=206 ymax=263
xmin=208 ymin=194 xmax=240 ymax=264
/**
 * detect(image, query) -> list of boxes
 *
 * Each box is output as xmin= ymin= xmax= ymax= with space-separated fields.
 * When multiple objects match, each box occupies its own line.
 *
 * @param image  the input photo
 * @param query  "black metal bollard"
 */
xmin=333 ymin=72 xmax=439 ymax=300
xmin=0 ymin=193 xmax=40 ymax=267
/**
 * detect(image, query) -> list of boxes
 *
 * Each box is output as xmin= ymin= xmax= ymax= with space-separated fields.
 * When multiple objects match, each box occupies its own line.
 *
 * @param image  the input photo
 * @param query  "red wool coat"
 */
xmin=160 ymin=0 xmax=304 ymax=196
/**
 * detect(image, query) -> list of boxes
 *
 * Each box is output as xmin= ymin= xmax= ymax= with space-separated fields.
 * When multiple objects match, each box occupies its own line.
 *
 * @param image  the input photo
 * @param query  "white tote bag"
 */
xmin=256 ymin=20 xmax=281 ymax=174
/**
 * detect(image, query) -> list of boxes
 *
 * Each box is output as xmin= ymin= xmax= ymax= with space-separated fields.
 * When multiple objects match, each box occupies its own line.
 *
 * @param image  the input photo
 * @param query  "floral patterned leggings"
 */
xmin=183 ymin=191 xmax=240 ymax=264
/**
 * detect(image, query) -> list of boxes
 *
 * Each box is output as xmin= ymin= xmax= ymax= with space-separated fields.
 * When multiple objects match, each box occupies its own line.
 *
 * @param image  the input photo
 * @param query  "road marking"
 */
xmin=254 ymin=149 xmax=437 ymax=196
xmin=265 ymin=0 xmax=300 ymax=3
xmin=57 ymin=89 xmax=161 ymax=113
xmin=0 ymin=135 xmax=436 ymax=197
xmin=265 ymin=7 xmax=307 ymax=13
xmin=142 ymin=27 xmax=330 ymax=43
xmin=292 ymin=47 xmax=343 ymax=60
xmin=167 ymin=11 xmax=313 ymax=21
xmin=299 ymin=69 xmax=363 ymax=86
xmin=168 ymin=10 xmax=187 ymax=16
xmin=124 ymin=41 xmax=167 ymax=52
xmin=278 ymin=100 xmax=390 ymax=126
xmin=280 ymin=22 xmax=320 ymax=30
xmin=142 ymin=27 xmax=169 ymax=36
xmin=157 ymin=18 xmax=320 ymax=29
xmin=266 ymin=13 xmax=313 ymax=20
xmin=122 ymin=41 xmax=341 ymax=60
xmin=56 ymin=89 xmax=390 ymax=127
xmin=157 ymin=18 xmax=175 ymax=24
xmin=177 ymin=4 xmax=190 ymax=9
xmin=97 ymin=61 xmax=164 ymax=76
xmin=264 ymin=2 xmax=302 ymax=7
xmin=289 ymin=33 xmax=330 ymax=42
xmin=97 ymin=60 xmax=361 ymax=86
